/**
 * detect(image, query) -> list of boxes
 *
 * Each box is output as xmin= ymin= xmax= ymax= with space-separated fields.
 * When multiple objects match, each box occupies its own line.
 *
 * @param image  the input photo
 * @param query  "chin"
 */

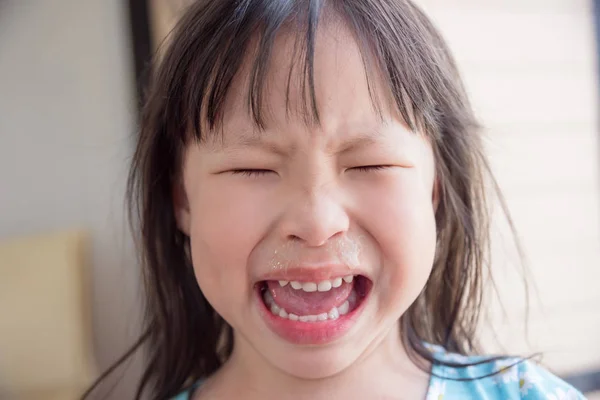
xmin=266 ymin=341 xmax=365 ymax=380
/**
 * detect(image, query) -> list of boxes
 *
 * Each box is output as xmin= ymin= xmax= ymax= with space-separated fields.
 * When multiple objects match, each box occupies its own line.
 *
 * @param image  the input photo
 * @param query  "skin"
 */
xmin=175 ymin=20 xmax=438 ymax=400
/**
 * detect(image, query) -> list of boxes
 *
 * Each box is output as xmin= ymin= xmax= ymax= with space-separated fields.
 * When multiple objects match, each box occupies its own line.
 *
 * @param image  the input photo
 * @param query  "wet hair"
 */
xmin=84 ymin=0 xmax=525 ymax=399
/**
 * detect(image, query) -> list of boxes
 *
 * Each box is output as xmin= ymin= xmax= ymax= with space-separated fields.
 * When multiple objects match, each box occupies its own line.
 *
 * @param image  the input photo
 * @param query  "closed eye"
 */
xmin=230 ymin=169 xmax=276 ymax=177
xmin=348 ymin=165 xmax=393 ymax=172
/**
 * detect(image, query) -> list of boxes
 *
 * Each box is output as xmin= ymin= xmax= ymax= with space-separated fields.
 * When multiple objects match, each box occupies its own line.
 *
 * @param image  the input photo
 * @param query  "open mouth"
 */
xmin=257 ymin=275 xmax=371 ymax=326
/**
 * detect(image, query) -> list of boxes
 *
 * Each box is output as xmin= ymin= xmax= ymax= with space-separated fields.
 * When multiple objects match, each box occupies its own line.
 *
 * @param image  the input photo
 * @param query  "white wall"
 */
xmin=416 ymin=0 xmax=600 ymax=374
xmin=0 ymin=1 xmax=141 ymax=398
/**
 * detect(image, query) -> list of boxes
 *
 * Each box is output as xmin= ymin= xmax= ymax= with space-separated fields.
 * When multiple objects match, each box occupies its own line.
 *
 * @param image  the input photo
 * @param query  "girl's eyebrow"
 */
xmin=336 ymin=132 xmax=380 ymax=155
xmin=217 ymin=130 xmax=295 ymax=157
xmin=215 ymin=125 xmax=388 ymax=155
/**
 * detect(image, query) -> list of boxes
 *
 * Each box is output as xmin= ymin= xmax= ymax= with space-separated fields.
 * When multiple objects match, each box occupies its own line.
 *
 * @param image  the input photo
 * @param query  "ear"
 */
xmin=173 ymin=179 xmax=191 ymax=236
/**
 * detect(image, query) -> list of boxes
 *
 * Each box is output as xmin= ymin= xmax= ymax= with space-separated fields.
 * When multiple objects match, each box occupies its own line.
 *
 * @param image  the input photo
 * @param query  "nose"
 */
xmin=279 ymin=184 xmax=350 ymax=247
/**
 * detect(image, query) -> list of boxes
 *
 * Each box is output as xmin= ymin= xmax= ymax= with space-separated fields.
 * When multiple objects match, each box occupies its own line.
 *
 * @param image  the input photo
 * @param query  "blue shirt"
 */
xmin=173 ymin=344 xmax=585 ymax=399
xmin=425 ymin=343 xmax=586 ymax=399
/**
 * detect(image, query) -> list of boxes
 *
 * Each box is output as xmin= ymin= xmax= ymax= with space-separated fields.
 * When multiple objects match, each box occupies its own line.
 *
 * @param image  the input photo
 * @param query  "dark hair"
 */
xmin=84 ymin=0 xmax=524 ymax=398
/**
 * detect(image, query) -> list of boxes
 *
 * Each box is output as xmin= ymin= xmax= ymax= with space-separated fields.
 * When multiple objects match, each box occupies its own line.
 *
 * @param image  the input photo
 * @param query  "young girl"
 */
xmin=87 ymin=0 xmax=586 ymax=399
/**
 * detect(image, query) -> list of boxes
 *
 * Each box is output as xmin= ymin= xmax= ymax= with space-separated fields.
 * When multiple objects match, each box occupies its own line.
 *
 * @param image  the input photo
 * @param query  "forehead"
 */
xmin=204 ymin=18 xmax=402 ymax=148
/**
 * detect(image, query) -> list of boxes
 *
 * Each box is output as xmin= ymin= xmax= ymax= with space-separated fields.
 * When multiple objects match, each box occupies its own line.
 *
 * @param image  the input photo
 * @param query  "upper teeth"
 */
xmin=279 ymin=275 xmax=353 ymax=292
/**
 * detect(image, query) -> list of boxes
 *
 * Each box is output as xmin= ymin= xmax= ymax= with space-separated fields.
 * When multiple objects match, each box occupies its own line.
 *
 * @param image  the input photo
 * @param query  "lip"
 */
xmin=258 ymin=265 xmax=368 ymax=283
xmin=255 ymin=278 xmax=371 ymax=345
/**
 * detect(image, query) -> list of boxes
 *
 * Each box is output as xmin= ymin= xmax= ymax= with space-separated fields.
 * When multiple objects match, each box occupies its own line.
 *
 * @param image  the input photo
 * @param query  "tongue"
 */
xmin=266 ymin=280 xmax=354 ymax=316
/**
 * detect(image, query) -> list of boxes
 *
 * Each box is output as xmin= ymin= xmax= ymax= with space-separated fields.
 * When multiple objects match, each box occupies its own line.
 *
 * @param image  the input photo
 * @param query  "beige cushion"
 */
xmin=0 ymin=230 xmax=95 ymax=398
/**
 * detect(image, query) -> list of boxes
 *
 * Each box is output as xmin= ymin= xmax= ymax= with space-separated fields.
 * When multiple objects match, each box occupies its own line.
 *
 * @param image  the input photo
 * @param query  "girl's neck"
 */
xmin=195 ymin=324 xmax=431 ymax=400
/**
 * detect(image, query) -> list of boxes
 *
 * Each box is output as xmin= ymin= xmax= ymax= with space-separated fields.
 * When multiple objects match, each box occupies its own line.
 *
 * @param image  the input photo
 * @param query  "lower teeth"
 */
xmin=263 ymin=290 xmax=354 ymax=322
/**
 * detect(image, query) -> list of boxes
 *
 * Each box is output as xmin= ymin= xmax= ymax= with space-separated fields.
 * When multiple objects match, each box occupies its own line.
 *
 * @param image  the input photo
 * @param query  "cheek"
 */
xmin=187 ymin=181 xmax=272 ymax=314
xmin=357 ymin=173 xmax=437 ymax=304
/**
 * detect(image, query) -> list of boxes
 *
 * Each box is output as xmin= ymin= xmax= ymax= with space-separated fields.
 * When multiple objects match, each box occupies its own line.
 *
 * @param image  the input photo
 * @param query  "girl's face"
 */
xmin=176 ymin=23 xmax=437 ymax=380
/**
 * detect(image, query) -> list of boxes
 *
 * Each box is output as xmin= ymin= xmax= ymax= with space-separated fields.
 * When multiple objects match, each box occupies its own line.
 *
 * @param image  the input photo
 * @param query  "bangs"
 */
xmin=156 ymin=0 xmax=466 ymax=143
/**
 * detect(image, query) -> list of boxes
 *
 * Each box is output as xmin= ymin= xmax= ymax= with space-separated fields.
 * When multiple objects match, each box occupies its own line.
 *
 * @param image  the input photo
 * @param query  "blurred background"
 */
xmin=0 ymin=0 xmax=599 ymax=399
